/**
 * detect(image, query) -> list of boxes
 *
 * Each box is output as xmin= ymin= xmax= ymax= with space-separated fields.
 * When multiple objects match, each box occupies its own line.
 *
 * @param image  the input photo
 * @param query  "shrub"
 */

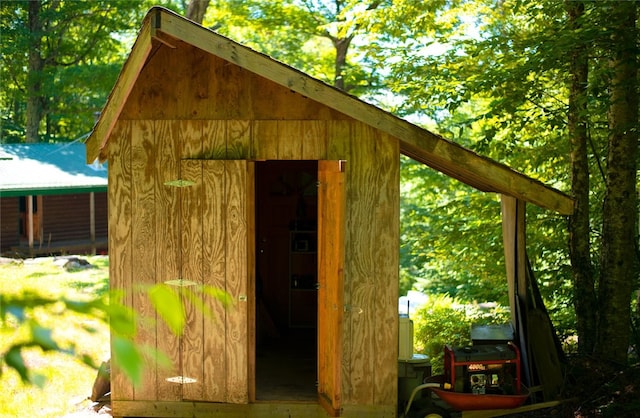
xmin=413 ymin=294 xmax=511 ymax=374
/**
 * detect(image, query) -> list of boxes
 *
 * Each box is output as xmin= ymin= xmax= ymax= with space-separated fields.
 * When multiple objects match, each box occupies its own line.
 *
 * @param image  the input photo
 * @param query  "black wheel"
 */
xmin=410 ymin=405 xmax=451 ymax=418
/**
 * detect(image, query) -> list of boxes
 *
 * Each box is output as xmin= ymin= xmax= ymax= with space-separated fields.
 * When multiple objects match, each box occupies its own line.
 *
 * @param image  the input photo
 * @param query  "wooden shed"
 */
xmin=85 ymin=7 xmax=573 ymax=418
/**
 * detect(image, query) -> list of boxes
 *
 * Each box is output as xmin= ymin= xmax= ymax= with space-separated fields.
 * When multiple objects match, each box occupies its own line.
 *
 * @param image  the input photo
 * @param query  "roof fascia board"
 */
xmin=152 ymin=8 xmax=573 ymax=215
xmin=401 ymin=142 xmax=574 ymax=215
xmin=85 ymin=15 xmax=154 ymax=163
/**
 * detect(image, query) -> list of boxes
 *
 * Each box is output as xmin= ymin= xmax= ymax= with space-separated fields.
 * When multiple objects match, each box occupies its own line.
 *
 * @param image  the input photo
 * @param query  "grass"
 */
xmin=0 ymin=255 xmax=110 ymax=418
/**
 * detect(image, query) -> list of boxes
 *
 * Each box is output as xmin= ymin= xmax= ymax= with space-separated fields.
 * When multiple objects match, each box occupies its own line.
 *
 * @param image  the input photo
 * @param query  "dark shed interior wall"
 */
xmin=0 ymin=197 xmax=20 ymax=252
xmin=107 ymin=39 xmax=399 ymax=408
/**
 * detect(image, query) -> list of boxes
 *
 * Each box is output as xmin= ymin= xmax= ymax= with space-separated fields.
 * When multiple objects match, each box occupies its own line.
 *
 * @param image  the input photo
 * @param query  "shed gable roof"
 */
xmin=86 ymin=7 xmax=573 ymax=215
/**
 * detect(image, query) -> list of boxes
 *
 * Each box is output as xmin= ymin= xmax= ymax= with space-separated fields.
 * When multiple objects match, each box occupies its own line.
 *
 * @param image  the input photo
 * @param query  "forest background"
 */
xmin=1 ymin=0 xmax=639 ymax=397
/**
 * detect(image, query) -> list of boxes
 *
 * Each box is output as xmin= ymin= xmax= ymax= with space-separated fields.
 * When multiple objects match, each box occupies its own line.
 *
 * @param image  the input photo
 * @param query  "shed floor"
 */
xmin=255 ymin=328 xmax=317 ymax=401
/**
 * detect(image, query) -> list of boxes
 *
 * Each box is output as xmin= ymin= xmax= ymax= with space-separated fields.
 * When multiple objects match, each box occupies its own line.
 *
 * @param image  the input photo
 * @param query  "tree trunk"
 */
xmin=186 ymin=0 xmax=210 ymax=24
xmin=565 ymin=0 xmax=597 ymax=355
xmin=26 ymin=0 xmax=44 ymax=143
xmin=595 ymin=0 xmax=638 ymax=365
xmin=332 ymin=35 xmax=353 ymax=91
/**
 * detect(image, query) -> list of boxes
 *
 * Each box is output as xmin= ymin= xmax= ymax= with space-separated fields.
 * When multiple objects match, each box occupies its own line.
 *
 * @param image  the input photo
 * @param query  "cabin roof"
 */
xmin=0 ymin=143 xmax=107 ymax=197
xmin=85 ymin=7 xmax=573 ymax=215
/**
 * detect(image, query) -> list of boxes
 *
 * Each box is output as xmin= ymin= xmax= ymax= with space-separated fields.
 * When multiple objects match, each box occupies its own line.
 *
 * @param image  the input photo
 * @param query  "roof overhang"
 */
xmin=86 ymin=7 xmax=574 ymax=215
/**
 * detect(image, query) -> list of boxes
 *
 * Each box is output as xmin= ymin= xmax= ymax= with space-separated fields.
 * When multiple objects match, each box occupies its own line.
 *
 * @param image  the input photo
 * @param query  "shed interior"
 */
xmin=255 ymin=160 xmax=319 ymax=401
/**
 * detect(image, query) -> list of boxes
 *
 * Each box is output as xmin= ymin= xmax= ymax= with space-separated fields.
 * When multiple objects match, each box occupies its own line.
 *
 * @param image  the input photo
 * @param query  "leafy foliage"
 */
xmin=200 ymin=0 xmax=391 ymax=94
xmin=413 ymin=294 xmax=511 ymax=374
xmin=0 ymin=0 xmax=148 ymax=142
xmin=1 ymin=288 xmax=119 ymax=385
xmin=400 ymin=156 xmax=508 ymax=302
xmin=0 ymin=258 xmax=231 ymax=388
xmin=386 ymin=0 xmax=636 ymax=359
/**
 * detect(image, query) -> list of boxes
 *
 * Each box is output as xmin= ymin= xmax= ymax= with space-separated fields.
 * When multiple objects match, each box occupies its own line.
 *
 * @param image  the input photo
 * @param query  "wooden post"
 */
xmin=37 ymin=195 xmax=43 ymax=247
xmin=501 ymin=196 xmax=527 ymax=328
xmin=90 ymin=191 xmax=96 ymax=254
xmin=27 ymin=195 xmax=33 ymax=249
xmin=500 ymin=195 xmax=531 ymax=385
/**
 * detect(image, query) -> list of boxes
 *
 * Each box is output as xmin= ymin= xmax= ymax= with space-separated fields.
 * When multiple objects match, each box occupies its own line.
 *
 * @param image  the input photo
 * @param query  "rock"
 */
xmin=57 ymin=256 xmax=93 ymax=271
xmin=91 ymin=359 xmax=111 ymax=402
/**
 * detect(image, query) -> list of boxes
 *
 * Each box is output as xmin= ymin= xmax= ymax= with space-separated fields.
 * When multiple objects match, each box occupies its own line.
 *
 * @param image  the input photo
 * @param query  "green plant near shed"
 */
xmin=413 ymin=294 xmax=511 ymax=374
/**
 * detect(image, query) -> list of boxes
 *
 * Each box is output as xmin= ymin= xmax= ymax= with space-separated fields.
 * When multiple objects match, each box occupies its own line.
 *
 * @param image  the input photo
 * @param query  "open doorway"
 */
xmin=254 ymin=160 xmax=319 ymax=401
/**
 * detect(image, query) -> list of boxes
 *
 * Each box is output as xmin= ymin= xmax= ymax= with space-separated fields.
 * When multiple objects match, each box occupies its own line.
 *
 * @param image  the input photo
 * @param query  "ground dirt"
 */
xmin=507 ymin=357 xmax=640 ymax=418
xmin=63 ymin=398 xmax=111 ymax=418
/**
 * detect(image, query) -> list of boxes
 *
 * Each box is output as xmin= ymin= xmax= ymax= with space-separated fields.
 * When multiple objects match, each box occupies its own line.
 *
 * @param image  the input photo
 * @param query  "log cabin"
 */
xmin=85 ymin=7 xmax=573 ymax=418
xmin=0 ymin=143 xmax=107 ymax=256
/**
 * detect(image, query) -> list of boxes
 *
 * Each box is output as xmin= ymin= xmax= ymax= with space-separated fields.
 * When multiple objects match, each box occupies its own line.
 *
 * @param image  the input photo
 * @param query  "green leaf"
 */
xmin=141 ymin=345 xmax=171 ymax=371
xmin=112 ymin=336 xmax=143 ymax=387
xmin=148 ymin=284 xmax=185 ymax=336
xmin=5 ymin=346 xmax=28 ymax=383
xmin=64 ymin=297 xmax=102 ymax=316
xmin=182 ymin=287 xmax=210 ymax=318
xmin=30 ymin=323 xmax=61 ymax=352
xmin=30 ymin=373 xmax=47 ymax=389
xmin=79 ymin=353 xmax=100 ymax=370
xmin=4 ymin=345 xmax=47 ymax=388
xmin=107 ymin=302 xmax=136 ymax=338
xmin=202 ymin=286 xmax=234 ymax=308
xmin=5 ymin=304 xmax=26 ymax=323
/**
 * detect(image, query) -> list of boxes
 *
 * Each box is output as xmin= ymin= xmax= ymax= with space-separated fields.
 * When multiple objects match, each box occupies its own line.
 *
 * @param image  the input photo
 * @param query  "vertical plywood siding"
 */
xmin=370 ymin=129 xmax=400 ymax=406
xmin=107 ymin=120 xmax=183 ymax=402
xmin=108 ymin=121 xmax=134 ymax=402
xmin=179 ymin=159 xmax=250 ymax=405
xmin=108 ymin=118 xmax=399 ymax=407
xmin=154 ymin=121 xmax=183 ymax=401
xmin=340 ymin=124 xmax=399 ymax=406
xmin=130 ymin=120 xmax=160 ymax=401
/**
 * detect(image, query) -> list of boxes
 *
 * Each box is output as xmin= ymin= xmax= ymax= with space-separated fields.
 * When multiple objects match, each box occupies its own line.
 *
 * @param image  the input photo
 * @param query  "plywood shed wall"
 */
xmin=106 ymin=36 xmax=399 ymax=415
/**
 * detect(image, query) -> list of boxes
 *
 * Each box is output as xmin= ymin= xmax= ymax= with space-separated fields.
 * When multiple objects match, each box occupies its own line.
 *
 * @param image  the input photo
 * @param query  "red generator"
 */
xmin=444 ymin=343 xmax=522 ymax=396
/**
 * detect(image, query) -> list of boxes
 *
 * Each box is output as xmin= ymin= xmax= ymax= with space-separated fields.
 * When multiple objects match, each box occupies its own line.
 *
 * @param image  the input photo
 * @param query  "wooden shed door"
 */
xmin=317 ymin=160 xmax=346 ymax=417
xmin=179 ymin=159 xmax=250 ymax=404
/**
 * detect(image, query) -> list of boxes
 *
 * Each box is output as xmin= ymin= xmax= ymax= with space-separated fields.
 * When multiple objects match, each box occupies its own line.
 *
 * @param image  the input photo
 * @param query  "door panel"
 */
xmin=317 ymin=160 xmax=346 ymax=417
xmin=221 ymin=160 xmax=249 ymax=403
xmin=180 ymin=160 xmax=249 ymax=403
